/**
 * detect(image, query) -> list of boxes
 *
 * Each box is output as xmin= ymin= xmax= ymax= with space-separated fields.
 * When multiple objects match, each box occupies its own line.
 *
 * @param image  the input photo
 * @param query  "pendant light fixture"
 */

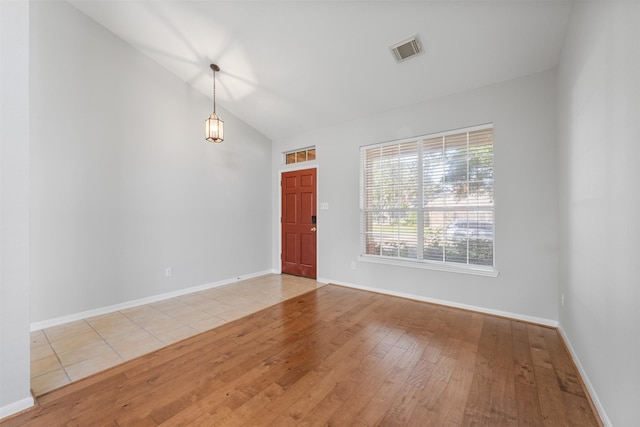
xmin=205 ymin=64 xmax=224 ymax=143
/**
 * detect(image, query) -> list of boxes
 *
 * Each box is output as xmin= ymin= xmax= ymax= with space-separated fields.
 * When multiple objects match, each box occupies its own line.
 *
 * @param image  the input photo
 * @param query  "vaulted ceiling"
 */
xmin=69 ymin=1 xmax=573 ymax=141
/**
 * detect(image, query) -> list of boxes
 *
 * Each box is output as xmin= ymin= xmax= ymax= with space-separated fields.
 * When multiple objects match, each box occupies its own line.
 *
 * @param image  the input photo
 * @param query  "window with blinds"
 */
xmin=360 ymin=124 xmax=494 ymax=270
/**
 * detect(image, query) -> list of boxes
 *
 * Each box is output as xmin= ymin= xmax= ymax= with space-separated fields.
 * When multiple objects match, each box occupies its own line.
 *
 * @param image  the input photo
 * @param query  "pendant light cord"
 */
xmin=212 ymin=68 xmax=217 ymax=114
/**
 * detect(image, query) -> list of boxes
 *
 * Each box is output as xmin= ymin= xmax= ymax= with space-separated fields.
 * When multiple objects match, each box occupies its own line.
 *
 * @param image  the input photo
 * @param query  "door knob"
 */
xmin=311 ymin=227 xmax=317 ymax=232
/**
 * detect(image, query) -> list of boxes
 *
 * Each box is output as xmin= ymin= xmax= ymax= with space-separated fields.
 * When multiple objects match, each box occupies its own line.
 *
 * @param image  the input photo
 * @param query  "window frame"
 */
xmin=283 ymin=146 xmax=316 ymax=165
xmin=359 ymin=123 xmax=498 ymax=277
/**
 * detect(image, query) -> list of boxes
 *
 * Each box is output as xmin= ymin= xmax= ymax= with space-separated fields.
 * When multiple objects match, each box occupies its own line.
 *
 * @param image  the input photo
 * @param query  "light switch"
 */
xmin=320 ymin=202 xmax=329 ymax=210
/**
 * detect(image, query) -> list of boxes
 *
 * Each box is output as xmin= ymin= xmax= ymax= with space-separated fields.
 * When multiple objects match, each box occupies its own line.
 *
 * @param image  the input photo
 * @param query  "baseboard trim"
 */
xmin=30 ymin=270 xmax=274 ymax=332
xmin=557 ymin=326 xmax=611 ymax=427
xmin=0 ymin=395 xmax=34 ymax=420
xmin=318 ymin=277 xmax=558 ymax=328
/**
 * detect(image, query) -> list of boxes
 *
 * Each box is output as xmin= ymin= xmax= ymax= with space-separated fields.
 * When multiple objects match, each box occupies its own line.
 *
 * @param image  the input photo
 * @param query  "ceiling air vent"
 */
xmin=390 ymin=35 xmax=423 ymax=63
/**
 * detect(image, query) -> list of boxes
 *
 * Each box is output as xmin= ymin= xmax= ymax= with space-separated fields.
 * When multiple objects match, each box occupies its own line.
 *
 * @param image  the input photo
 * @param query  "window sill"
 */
xmin=357 ymin=255 xmax=499 ymax=277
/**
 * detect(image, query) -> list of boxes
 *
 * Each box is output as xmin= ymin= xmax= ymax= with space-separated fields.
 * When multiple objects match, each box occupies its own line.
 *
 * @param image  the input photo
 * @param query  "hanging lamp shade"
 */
xmin=205 ymin=64 xmax=224 ymax=143
xmin=205 ymin=112 xmax=224 ymax=143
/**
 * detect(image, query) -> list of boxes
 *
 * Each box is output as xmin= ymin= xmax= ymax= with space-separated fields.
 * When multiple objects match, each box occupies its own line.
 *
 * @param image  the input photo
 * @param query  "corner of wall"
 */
xmin=557 ymin=326 xmax=612 ymax=426
xmin=0 ymin=0 xmax=33 ymax=418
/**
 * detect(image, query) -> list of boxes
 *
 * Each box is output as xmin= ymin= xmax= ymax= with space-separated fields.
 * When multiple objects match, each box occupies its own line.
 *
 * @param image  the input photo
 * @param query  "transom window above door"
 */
xmin=284 ymin=147 xmax=316 ymax=165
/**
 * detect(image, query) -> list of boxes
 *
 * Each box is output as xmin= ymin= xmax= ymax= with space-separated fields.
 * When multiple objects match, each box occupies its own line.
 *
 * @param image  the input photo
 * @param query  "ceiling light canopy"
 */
xmin=205 ymin=63 xmax=224 ymax=143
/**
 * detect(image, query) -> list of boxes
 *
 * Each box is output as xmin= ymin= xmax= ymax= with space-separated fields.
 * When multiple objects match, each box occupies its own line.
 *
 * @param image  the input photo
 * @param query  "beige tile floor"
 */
xmin=30 ymin=274 xmax=324 ymax=396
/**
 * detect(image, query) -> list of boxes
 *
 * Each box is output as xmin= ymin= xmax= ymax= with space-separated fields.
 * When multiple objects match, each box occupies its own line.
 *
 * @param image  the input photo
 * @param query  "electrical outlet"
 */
xmin=561 ymin=294 xmax=565 ymax=307
xmin=165 ymin=268 xmax=172 ymax=278
xmin=350 ymin=261 xmax=356 ymax=270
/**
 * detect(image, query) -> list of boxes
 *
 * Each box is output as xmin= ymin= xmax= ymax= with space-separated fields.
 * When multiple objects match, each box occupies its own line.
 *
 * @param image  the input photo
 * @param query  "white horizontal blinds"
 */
xmin=361 ymin=124 xmax=494 ymax=268
xmin=362 ymin=141 xmax=418 ymax=259
xmin=468 ymin=129 xmax=493 ymax=208
xmin=422 ymin=127 xmax=494 ymax=266
xmin=423 ymin=136 xmax=446 ymax=261
xmin=467 ymin=129 xmax=494 ymax=266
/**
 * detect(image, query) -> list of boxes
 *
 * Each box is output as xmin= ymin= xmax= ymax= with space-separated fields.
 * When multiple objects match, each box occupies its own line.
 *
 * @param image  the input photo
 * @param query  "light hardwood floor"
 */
xmin=6 ymin=283 xmax=600 ymax=426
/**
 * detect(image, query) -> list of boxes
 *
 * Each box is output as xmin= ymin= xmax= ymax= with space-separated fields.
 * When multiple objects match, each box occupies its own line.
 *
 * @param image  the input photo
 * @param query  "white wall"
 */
xmin=272 ymin=70 xmax=559 ymax=323
xmin=29 ymin=1 xmax=273 ymax=323
xmin=0 ymin=0 xmax=33 ymax=417
xmin=557 ymin=1 xmax=640 ymax=426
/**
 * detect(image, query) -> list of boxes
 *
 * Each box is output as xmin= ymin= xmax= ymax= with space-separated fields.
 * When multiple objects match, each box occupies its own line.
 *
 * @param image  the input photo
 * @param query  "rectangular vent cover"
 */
xmin=390 ymin=35 xmax=423 ymax=63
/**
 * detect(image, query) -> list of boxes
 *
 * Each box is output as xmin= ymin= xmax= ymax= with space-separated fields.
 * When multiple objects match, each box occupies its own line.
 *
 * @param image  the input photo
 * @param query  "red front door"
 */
xmin=281 ymin=168 xmax=317 ymax=278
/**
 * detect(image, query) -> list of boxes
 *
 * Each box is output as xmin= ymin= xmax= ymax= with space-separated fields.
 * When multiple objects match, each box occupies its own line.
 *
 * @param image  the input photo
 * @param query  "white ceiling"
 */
xmin=69 ymin=1 xmax=573 ymax=141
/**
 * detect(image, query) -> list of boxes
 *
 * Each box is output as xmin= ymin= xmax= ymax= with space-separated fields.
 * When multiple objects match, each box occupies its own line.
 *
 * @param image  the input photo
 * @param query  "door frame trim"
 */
xmin=277 ymin=164 xmax=319 ymax=276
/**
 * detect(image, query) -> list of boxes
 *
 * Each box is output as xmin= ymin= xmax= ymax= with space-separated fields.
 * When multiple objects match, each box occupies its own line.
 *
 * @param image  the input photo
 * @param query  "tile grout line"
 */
xmin=116 ymin=299 xmax=220 ymax=350
xmin=41 ymin=326 xmax=73 ymax=386
xmin=118 ymin=305 xmax=173 ymax=348
xmin=84 ymin=317 xmax=126 ymax=364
